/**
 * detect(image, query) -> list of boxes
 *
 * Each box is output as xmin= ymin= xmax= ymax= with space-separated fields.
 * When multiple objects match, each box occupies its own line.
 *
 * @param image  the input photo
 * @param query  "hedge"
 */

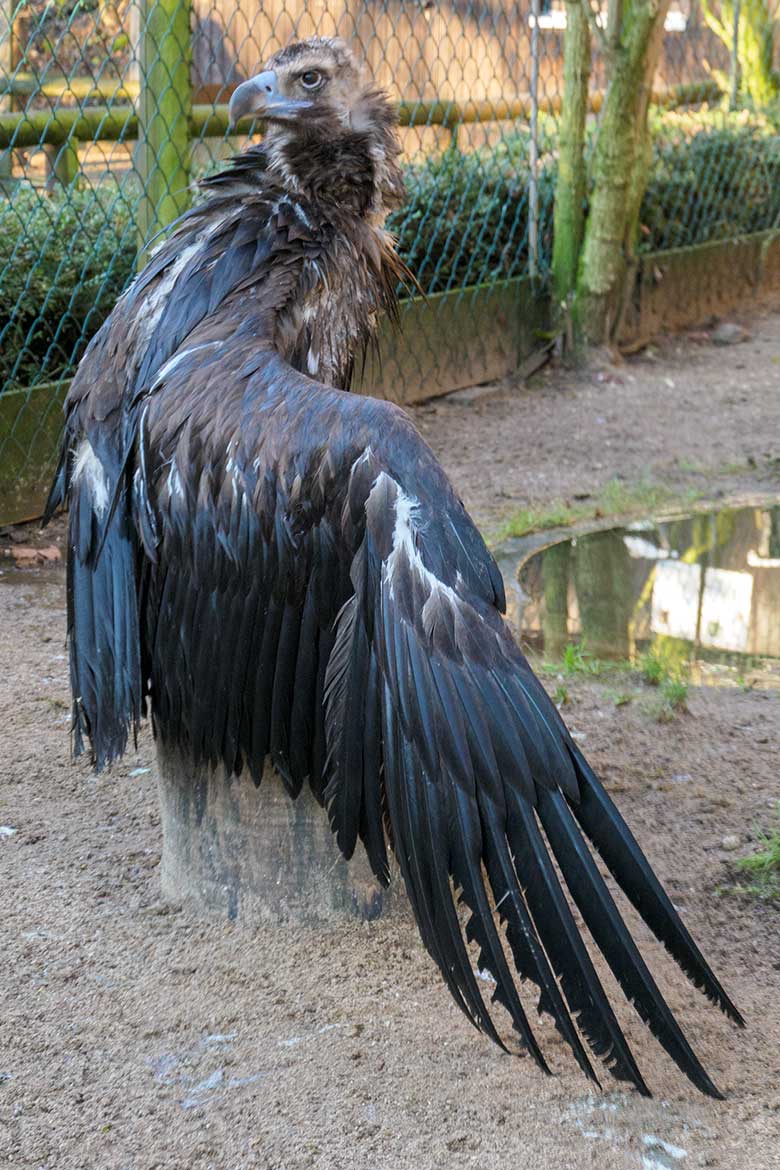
xmin=2 ymin=119 xmax=780 ymax=390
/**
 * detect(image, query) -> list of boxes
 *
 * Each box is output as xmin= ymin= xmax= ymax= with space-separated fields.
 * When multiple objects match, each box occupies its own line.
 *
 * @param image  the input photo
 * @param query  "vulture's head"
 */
xmin=228 ymin=37 xmax=404 ymax=217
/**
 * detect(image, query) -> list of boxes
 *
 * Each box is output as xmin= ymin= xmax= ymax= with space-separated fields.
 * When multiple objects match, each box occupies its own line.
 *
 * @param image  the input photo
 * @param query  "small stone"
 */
xmin=721 ymin=834 xmax=741 ymax=851
xmin=643 ymin=1135 xmax=687 ymax=1163
xmin=712 ymin=322 xmax=749 ymax=345
xmin=5 ymin=544 xmax=61 ymax=565
xmin=0 ymin=826 xmax=16 ymax=838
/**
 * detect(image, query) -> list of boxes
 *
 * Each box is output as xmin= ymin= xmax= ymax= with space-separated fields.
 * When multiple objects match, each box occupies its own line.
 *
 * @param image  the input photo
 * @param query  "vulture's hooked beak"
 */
xmin=228 ymin=71 xmax=312 ymax=126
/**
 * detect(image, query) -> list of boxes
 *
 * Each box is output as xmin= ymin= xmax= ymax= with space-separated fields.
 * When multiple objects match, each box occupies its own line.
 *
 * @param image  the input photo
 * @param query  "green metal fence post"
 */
xmin=135 ymin=0 xmax=192 ymax=262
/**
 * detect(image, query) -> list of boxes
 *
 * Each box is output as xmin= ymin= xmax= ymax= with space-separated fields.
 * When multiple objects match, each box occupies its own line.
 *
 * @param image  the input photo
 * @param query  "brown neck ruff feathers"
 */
xmin=184 ymin=37 xmax=412 ymax=388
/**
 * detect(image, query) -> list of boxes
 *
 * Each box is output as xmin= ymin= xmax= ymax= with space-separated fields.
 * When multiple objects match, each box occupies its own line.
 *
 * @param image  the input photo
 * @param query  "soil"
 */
xmin=413 ymin=311 xmax=780 ymax=537
xmin=2 ymin=313 xmax=780 ymax=1170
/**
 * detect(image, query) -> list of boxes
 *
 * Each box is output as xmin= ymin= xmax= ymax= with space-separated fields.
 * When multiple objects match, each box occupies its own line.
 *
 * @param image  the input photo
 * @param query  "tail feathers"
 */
xmin=381 ymin=693 xmax=503 ymax=1044
xmin=537 ymin=785 xmax=724 ymax=1099
xmin=68 ymin=486 xmax=142 ymax=771
xmin=42 ymin=439 xmax=68 ymax=527
xmin=569 ymin=747 xmax=745 ymax=1028
xmin=506 ymin=792 xmax=650 ymax=1094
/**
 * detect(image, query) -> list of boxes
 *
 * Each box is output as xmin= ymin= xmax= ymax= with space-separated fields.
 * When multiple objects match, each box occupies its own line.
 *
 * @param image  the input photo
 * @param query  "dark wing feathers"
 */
xmin=319 ymin=445 xmax=732 ymax=1097
xmin=505 ymin=790 xmax=649 ymax=1089
xmin=568 ymin=747 xmax=745 ymax=1027
xmin=126 ymin=349 xmax=739 ymax=1095
xmin=66 ymin=480 xmax=142 ymax=769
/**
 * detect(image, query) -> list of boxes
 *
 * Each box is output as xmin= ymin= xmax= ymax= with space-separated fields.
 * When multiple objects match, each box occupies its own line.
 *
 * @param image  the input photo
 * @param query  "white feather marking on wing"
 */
xmin=133 ymin=221 xmax=221 ymax=357
xmin=153 ymin=341 xmax=219 ymax=387
xmin=222 ymin=439 xmax=245 ymax=496
xmin=167 ymin=456 xmax=184 ymax=502
xmin=73 ymin=439 xmax=109 ymax=517
xmin=136 ymin=240 xmax=201 ymax=349
xmin=378 ymin=475 xmax=460 ymax=623
xmin=292 ymin=201 xmax=313 ymax=231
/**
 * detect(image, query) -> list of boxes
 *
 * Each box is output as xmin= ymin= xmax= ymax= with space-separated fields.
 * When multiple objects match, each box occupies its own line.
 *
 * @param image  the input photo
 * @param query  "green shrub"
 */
xmin=389 ymin=138 xmax=557 ymax=295
xmin=735 ymin=808 xmax=780 ymax=899
xmin=2 ymin=118 xmax=780 ymax=391
xmin=0 ymin=184 xmax=135 ymax=390
xmin=641 ymin=123 xmax=780 ymax=250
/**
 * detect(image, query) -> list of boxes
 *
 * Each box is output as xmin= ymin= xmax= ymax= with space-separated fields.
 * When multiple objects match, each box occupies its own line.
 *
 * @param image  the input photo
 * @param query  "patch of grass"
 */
xmin=734 ymin=810 xmax=780 ymax=899
xmin=492 ymin=501 xmax=592 ymax=542
xmin=598 ymin=478 xmax=678 ymax=516
xmin=540 ymin=643 xmax=635 ymax=683
xmin=553 ymin=684 xmax=570 ymax=707
xmin=639 ymin=649 xmax=666 ymax=686
xmin=648 ymin=684 xmax=689 ymax=723
xmin=561 ymin=641 xmax=603 ymax=677
xmin=637 ymin=641 xmax=690 ymax=720
xmin=661 ymin=676 xmax=689 ymax=709
xmin=676 ymin=455 xmax=705 ymax=474
xmin=609 ymin=690 xmax=634 ymax=708
xmin=639 ymin=636 xmax=691 ymax=684
xmin=493 ymin=479 xmax=705 ymax=543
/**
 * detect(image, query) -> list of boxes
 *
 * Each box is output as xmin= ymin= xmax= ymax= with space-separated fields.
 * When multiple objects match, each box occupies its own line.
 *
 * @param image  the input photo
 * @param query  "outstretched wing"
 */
xmin=133 ymin=344 xmax=741 ymax=1098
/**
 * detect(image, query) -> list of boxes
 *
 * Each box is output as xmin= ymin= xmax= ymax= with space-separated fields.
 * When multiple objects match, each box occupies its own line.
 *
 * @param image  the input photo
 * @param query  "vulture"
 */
xmin=45 ymin=37 xmax=742 ymax=1097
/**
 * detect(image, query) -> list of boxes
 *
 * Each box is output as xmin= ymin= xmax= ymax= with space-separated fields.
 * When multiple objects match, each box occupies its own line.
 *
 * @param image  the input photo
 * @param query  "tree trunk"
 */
xmin=156 ymin=743 xmax=398 ymax=924
xmin=576 ymin=0 xmax=670 ymax=344
xmin=702 ymin=0 xmax=779 ymax=106
xmin=574 ymin=531 xmax=633 ymax=658
xmin=552 ymin=0 xmax=591 ymax=308
xmin=541 ymin=541 xmax=572 ymax=658
xmin=738 ymin=0 xmax=778 ymax=105
xmin=0 ymin=0 xmax=15 ymax=188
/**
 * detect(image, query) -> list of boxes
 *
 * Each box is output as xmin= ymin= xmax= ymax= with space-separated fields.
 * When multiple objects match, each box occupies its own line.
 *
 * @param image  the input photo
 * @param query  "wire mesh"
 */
xmin=1 ymin=0 xmax=779 ymax=520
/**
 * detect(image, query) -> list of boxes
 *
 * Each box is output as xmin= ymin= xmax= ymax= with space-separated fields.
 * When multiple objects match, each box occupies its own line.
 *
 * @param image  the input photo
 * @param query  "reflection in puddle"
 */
xmin=499 ymin=503 xmax=780 ymax=688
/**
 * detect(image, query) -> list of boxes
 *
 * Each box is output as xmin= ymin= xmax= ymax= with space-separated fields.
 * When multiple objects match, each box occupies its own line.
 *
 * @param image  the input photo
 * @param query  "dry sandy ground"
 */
xmin=2 ymin=313 xmax=780 ymax=1170
xmin=412 ymin=311 xmax=780 ymax=536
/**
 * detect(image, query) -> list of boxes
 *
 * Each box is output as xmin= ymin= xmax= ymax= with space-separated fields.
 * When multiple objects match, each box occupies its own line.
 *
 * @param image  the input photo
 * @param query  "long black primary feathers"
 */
xmin=46 ymin=36 xmax=742 ymax=1099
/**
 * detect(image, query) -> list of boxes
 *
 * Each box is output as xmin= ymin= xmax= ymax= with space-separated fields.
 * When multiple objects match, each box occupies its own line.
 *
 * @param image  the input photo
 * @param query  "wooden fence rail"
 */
xmin=0 ymin=79 xmax=723 ymax=150
xmin=0 ymin=73 xmax=141 ymax=102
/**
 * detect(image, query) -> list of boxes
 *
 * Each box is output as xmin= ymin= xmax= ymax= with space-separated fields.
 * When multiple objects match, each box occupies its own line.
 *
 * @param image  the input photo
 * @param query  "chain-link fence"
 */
xmin=1 ymin=0 xmax=779 ymax=522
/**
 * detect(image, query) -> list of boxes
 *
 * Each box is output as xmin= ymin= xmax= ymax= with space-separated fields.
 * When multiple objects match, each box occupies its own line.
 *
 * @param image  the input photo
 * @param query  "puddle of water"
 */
xmin=496 ymin=501 xmax=780 ymax=688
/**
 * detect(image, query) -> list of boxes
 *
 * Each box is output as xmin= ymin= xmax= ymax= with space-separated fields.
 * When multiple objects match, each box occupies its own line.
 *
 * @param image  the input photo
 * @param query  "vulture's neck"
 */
xmin=201 ymin=121 xmax=407 ymax=389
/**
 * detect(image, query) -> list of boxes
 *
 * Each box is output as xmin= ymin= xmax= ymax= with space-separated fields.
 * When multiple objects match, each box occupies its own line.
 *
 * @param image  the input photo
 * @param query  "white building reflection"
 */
xmin=510 ymin=505 xmax=780 ymax=684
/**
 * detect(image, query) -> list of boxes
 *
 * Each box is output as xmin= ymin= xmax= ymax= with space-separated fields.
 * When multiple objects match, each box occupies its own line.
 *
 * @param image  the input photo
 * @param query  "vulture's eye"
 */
xmin=299 ymin=69 xmax=323 ymax=90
